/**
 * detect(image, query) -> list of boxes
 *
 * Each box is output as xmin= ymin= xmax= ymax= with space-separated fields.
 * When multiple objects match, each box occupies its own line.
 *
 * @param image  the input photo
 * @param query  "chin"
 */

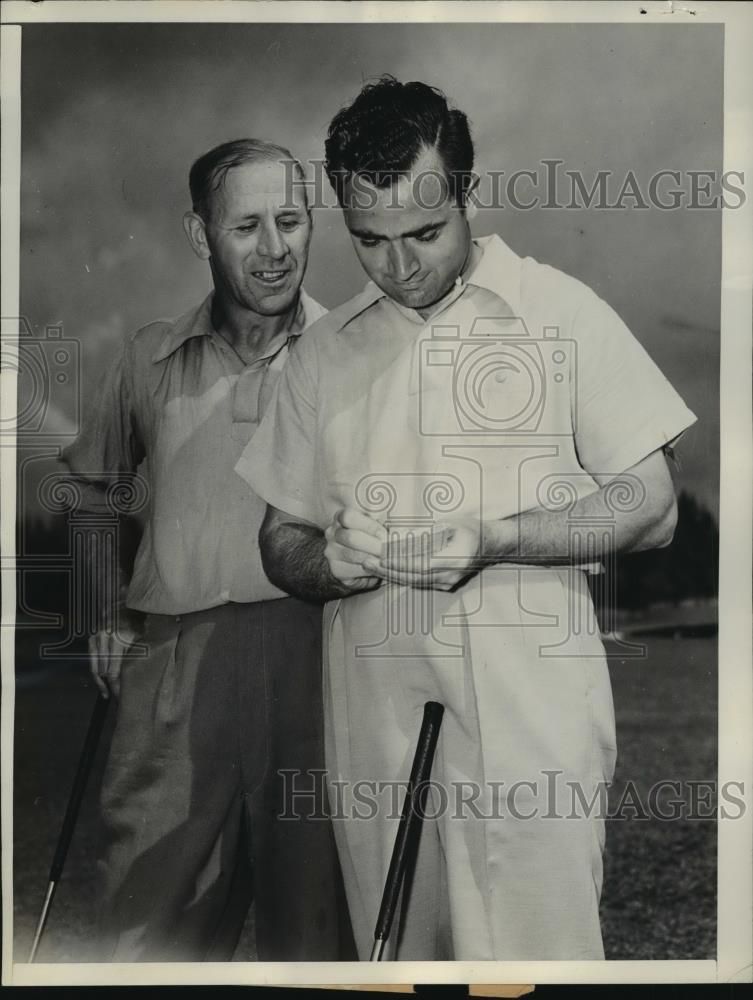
xmin=394 ymin=288 xmax=437 ymax=310
xmin=254 ymin=289 xmax=298 ymax=314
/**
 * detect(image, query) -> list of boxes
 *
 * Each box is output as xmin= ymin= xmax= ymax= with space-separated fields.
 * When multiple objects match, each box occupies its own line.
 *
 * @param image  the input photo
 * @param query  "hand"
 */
xmin=88 ymin=612 xmax=141 ymax=700
xmin=324 ymin=507 xmax=387 ymax=594
xmin=367 ymin=518 xmax=484 ymax=591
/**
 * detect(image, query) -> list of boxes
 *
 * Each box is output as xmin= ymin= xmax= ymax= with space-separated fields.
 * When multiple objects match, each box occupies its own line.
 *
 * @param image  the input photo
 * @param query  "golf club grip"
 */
xmin=373 ymin=700 xmax=444 ymax=944
xmin=48 ymin=694 xmax=110 ymax=882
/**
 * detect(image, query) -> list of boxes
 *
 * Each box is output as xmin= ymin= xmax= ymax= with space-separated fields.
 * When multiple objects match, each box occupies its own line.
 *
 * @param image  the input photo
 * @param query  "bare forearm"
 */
xmin=371 ymin=453 xmax=678 ymax=590
xmin=260 ymin=515 xmax=367 ymax=602
xmin=481 ymin=467 xmax=677 ymax=566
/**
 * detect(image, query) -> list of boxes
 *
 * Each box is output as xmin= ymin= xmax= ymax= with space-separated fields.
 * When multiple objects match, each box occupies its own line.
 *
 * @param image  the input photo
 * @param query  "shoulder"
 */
xmin=519 ymin=256 xmax=630 ymax=345
xmin=109 ymin=311 xmax=188 ymax=398
xmin=126 ymin=318 xmax=176 ymax=356
xmin=295 ymin=286 xmax=381 ymax=352
xmin=520 ymin=256 xmax=593 ymax=315
xmin=122 ymin=298 xmax=208 ymax=367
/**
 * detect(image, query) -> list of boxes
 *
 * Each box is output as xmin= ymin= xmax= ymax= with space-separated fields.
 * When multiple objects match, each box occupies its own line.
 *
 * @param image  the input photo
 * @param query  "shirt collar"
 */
xmin=466 ymin=233 xmax=523 ymax=315
xmin=331 ymin=233 xmax=523 ymax=333
xmin=151 ymin=289 xmax=323 ymax=364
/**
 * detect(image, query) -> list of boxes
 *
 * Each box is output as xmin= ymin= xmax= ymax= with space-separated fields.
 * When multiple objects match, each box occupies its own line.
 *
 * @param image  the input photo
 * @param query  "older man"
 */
xmin=62 ymin=139 xmax=351 ymax=961
xmin=237 ymin=80 xmax=697 ymax=960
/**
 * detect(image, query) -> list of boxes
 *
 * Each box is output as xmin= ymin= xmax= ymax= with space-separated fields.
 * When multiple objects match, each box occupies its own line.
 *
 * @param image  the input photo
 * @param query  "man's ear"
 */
xmin=183 ymin=211 xmax=211 ymax=260
xmin=463 ymin=171 xmax=481 ymax=221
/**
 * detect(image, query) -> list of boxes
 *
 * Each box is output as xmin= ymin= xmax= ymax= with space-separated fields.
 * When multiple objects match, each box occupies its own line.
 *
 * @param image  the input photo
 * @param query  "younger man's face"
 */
xmin=342 ymin=146 xmax=472 ymax=316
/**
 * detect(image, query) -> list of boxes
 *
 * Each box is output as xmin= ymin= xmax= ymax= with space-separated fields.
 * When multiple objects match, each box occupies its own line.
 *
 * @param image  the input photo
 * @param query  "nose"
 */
xmin=389 ymin=242 xmax=420 ymax=282
xmin=257 ymin=222 xmax=287 ymax=261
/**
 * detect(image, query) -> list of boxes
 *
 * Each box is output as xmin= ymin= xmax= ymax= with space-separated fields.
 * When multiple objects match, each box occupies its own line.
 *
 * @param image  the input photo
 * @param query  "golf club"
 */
xmin=370 ymin=699 xmax=445 ymax=962
xmin=27 ymin=691 xmax=110 ymax=963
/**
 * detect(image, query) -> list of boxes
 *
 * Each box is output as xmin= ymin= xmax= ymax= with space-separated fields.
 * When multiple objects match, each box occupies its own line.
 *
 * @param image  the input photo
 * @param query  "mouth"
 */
xmin=252 ymin=269 xmax=290 ymax=286
xmin=395 ymin=274 xmax=428 ymax=291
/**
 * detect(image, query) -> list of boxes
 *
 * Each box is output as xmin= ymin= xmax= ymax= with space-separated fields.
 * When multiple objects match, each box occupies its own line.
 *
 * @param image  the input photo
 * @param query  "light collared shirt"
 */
xmin=236 ymin=234 xmax=696 ymax=535
xmin=62 ymin=290 xmax=327 ymax=615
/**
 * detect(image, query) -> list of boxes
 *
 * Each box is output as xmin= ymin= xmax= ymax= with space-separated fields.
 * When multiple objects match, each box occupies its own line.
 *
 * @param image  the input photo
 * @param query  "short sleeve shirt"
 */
xmin=236 ymin=235 xmax=696 ymax=536
xmin=62 ymin=290 xmax=326 ymax=615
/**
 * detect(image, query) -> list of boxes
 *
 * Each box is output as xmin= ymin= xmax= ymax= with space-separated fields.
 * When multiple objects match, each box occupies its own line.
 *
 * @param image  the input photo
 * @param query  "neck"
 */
xmin=415 ymin=237 xmax=481 ymax=321
xmin=210 ymin=292 xmax=303 ymax=360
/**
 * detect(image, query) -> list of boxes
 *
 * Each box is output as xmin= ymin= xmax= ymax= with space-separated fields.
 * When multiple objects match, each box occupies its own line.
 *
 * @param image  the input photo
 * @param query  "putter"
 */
xmin=370 ymin=700 xmax=444 ymax=961
xmin=28 ymin=692 xmax=110 ymax=963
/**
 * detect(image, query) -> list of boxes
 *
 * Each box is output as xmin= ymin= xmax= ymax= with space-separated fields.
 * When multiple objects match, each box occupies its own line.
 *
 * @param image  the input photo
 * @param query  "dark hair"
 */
xmin=189 ymin=138 xmax=304 ymax=219
xmin=324 ymin=76 xmax=475 ymax=207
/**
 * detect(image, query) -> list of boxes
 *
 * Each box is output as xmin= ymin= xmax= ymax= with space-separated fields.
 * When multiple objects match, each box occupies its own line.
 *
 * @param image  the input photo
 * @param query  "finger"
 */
xmin=380 ymin=548 xmax=466 ymax=573
xmin=334 ymin=527 xmax=384 ymax=558
xmin=385 ymin=525 xmax=452 ymax=558
xmin=107 ymin=629 xmax=137 ymax=700
xmin=104 ymin=628 xmax=116 ymax=661
xmin=90 ymin=661 xmax=109 ymax=699
xmin=367 ymin=564 xmax=433 ymax=588
xmin=326 ymin=540 xmax=377 ymax=568
xmin=109 ymin=661 xmax=122 ymax=701
xmin=380 ymin=552 xmax=432 ymax=573
xmin=337 ymin=508 xmax=387 ymax=539
xmin=88 ymin=636 xmax=108 ymax=698
xmin=370 ymin=564 xmax=465 ymax=591
xmin=328 ymin=558 xmax=376 ymax=584
xmin=105 ymin=629 xmax=127 ymax=697
xmin=87 ymin=634 xmax=98 ymax=673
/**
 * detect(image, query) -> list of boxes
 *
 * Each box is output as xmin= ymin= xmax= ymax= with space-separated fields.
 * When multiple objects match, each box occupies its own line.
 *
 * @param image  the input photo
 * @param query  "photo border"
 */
xmin=1 ymin=0 xmax=751 ymax=988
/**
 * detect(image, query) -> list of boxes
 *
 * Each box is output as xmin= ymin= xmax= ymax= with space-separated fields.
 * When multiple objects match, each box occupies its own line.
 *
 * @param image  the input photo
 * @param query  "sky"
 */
xmin=18 ymin=22 xmax=722 ymax=515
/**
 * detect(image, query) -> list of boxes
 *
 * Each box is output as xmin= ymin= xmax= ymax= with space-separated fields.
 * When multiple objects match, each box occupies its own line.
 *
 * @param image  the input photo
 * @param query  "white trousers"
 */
xmin=323 ymin=566 xmax=617 ymax=960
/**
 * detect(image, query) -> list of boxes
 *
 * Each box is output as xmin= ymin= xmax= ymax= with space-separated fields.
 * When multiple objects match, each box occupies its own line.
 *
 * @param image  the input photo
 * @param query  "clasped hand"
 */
xmin=323 ymin=507 xmax=483 ymax=592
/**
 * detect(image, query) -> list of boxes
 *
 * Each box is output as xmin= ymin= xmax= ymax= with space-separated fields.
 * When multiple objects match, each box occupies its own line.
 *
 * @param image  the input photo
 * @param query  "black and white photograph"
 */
xmin=1 ymin=0 xmax=751 ymax=989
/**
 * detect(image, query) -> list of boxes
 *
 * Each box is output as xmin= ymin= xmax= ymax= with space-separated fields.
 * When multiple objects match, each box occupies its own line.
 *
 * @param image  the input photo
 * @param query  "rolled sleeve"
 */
xmin=571 ymin=288 xmax=697 ymax=476
xmin=235 ymin=336 xmax=320 ymax=524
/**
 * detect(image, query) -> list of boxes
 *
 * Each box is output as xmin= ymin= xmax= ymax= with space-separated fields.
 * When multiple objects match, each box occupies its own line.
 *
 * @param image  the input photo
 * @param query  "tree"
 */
xmin=597 ymin=491 xmax=718 ymax=611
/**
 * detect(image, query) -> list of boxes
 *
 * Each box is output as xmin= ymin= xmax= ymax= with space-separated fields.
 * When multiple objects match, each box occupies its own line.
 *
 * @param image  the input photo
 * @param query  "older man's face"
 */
xmin=342 ymin=146 xmax=472 ymax=316
xmin=204 ymin=159 xmax=311 ymax=316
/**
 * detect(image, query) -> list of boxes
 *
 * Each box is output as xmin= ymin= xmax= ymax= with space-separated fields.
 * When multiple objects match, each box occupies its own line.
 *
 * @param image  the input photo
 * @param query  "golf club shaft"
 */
xmin=371 ymin=700 xmax=444 ymax=960
xmin=49 ymin=693 xmax=110 ymax=882
xmin=370 ymin=937 xmax=385 ymax=962
xmin=28 ymin=692 xmax=110 ymax=962
xmin=27 ymin=881 xmax=56 ymax=964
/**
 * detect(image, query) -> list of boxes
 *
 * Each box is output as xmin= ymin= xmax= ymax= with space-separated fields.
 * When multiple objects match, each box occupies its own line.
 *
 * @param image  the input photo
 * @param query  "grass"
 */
xmin=600 ymin=636 xmax=717 ymax=959
xmin=11 ymin=634 xmax=717 ymax=962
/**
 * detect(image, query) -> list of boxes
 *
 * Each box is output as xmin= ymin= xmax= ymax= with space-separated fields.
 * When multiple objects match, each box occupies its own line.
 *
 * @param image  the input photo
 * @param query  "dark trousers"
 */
xmin=97 ymin=598 xmax=353 ymax=961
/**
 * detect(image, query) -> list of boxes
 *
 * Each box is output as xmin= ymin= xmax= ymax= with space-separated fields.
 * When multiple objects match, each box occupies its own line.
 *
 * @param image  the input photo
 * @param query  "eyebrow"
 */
xmin=349 ymin=221 xmax=446 ymax=242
